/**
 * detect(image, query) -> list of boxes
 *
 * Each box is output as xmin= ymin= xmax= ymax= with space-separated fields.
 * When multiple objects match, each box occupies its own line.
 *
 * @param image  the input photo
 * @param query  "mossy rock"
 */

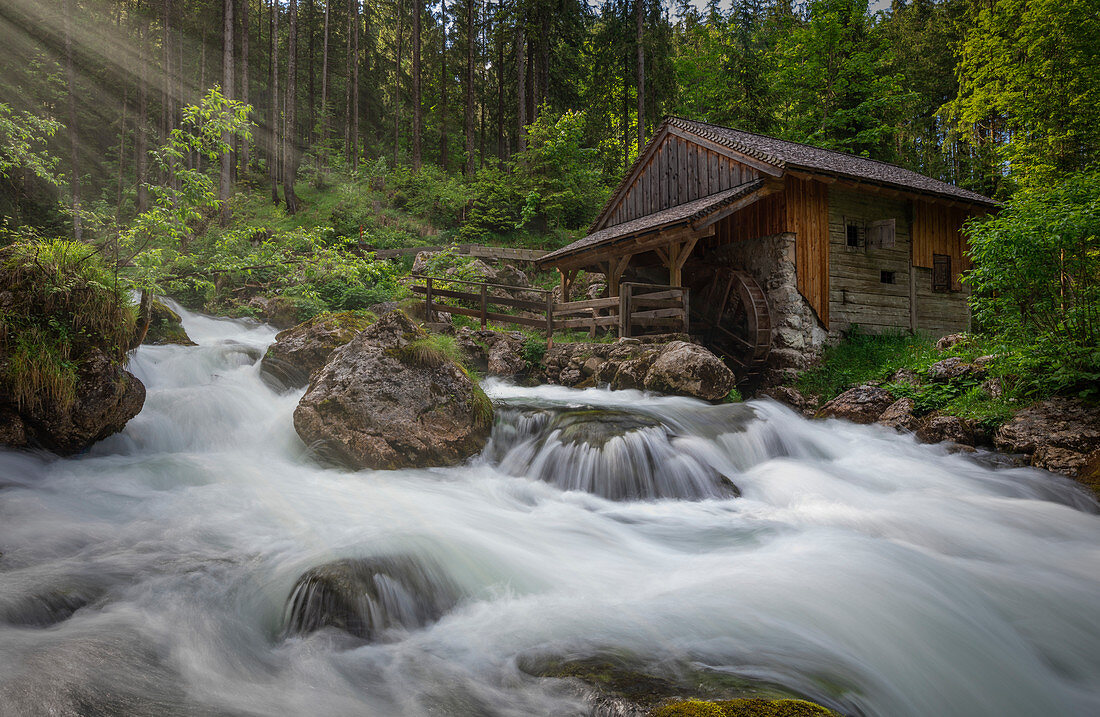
xmin=143 ymin=300 xmax=196 ymax=346
xmin=651 ymin=698 xmax=839 ymax=717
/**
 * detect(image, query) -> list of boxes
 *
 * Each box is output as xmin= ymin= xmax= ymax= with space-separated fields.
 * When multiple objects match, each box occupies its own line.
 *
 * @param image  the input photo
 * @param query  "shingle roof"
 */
xmin=539 ymin=180 xmax=768 ymax=265
xmin=666 ymin=116 xmax=997 ymax=207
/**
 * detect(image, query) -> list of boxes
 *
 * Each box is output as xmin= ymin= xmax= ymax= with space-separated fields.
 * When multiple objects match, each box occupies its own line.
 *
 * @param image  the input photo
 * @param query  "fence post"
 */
xmin=425 ymin=276 xmax=434 ymax=322
xmin=545 ymin=291 xmax=554 ymax=347
xmin=480 ymin=284 xmax=488 ymax=329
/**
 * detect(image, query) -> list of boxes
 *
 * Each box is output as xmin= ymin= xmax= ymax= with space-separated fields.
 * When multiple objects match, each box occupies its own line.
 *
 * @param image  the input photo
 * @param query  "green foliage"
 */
xmin=949 ymin=0 xmax=1100 ymax=186
xmin=0 ymin=238 xmax=135 ymax=410
xmin=796 ymin=330 xmax=938 ymax=401
xmin=0 ymin=103 xmax=61 ymax=185
xmin=964 ymin=170 xmax=1100 ymax=397
xmin=522 ymin=337 xmax=548 ymax=368
xmin=723 ymin=387 xmax=743 ymax=403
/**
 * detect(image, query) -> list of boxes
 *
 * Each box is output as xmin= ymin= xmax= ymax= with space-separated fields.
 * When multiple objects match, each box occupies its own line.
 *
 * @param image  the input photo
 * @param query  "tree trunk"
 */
xmin=495 ymin=0 xmax=502 ymax=158
xmin=440 ymin=0 xmax=448 ymax=170
xmin=344 ymin=0 xmax=352 ymax=160
xmin=63 ymin=0 xmax=81 ymax=240
xmin=321 ymin=0 xmax=330 ymax=144
xmin=464 ymin=0 xmax=475 ymax=174
xmin=270 ymin=0 xmax=280 ymax=204
xmin=220 ymin=0 xmax=235 ymax=225
xmin=394 ymin=0 xmax=403 ymax=166
xmin=412 ymin=0 xmax=422 ymax=169
xmin=284 ymin=0 xmax=299 ymax=213
xmin=636 ymin=0 xmax=644 ymax=154
xmin=241 ymin=0 xmax=251 ymax=175
xmin=351 ymin=0 xmax=359 ymax=169
xmin=307 ymin=0 xmax=315 ymax=147
xmin=137 ymin=19 xmax=149 ymax=213
xmin=515 ymin=16 xmax=525 ymax=155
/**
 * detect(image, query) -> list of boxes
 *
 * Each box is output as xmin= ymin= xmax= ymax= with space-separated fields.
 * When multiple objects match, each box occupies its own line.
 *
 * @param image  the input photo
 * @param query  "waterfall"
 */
xmin=0 ymin=304 xmax=1098 ymax=717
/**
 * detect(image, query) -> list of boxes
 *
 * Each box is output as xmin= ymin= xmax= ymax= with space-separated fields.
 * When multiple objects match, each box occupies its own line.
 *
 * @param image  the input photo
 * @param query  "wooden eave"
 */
xmin=785 ymin=168 xmax=1000 ymax=210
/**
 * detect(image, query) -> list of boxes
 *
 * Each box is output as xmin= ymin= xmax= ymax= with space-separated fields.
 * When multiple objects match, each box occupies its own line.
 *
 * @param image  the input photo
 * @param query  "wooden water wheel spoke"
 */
xmin=686 ymin=267 xmax=772 ymax=380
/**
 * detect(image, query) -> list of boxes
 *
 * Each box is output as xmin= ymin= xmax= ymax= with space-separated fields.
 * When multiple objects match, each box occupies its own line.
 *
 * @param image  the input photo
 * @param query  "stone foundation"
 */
xmin=712 ymin=232 xmax=830 ymax=376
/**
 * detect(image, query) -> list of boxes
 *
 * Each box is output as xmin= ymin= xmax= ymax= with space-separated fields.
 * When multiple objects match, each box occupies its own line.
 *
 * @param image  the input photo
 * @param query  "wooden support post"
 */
xmin=681 ymin=287 xmax=690 ymax=334
xmin=608 ymin=254 xmax=631 ymax=297
xmin=545 ymin=291 xmax=554 ymax=346
xmin=425 ymin=276 xmax=434 ymax=322
xmin=480 ymin=283 xmax=488 ymax=329
xmin=618 ymin=282 xmax=633 ymax=338
xmin=559 ymin=268 xmax=576 ymax=303
xmin=666 ymin=235 xmax=700 ymax=287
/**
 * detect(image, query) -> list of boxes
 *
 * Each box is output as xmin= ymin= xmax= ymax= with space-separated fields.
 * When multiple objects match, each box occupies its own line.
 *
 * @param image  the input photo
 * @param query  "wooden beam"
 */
xmin=691 ymin=184 xmax=780 ymax=231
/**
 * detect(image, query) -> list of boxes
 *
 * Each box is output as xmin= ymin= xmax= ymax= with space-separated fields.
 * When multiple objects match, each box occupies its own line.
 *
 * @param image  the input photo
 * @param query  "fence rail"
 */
xmin=409 ymin=275 xmax=688 ymax=343
xmin=363 ymin=244 xmax=548 ymax=262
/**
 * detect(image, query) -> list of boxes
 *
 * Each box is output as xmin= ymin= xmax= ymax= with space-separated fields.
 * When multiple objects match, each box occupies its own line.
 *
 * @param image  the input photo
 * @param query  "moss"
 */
xmin=531 ymin=657 xmax=682 ymax=707
xmin=652 ymin=698 xmax=838 ymax=717
xmin=470 ymin=383 xmax=494 ymax=428
xmin=143 ymin=300 xmax=195 ymax=345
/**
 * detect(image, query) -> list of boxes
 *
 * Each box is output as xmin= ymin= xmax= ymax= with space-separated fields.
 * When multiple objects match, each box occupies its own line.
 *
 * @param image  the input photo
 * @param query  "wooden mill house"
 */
xmin=533 ymin=117 xmax=997 ymax=375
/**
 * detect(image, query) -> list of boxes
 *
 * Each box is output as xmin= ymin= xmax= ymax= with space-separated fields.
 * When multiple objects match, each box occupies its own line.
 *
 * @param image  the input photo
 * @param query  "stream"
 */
xmin=1 ymin=305 xmax=1099 ymax=716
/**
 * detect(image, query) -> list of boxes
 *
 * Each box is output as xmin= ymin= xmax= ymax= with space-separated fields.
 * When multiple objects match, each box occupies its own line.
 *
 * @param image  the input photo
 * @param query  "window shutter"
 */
xmin=869 ymin=219 xmax=895 ymax=249
xmin=933 ymin=253 xmax=951 ymax=293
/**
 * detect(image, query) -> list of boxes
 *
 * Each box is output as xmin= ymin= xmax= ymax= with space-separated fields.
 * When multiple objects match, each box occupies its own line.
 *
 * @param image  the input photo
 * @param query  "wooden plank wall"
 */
xmin=827 ymin=188 xmax=913 ymax=333
xmin=607 ymin=134 xmax=762 ymax=227
xmin=912 ymin=201 xmax=972 ymax=290
xmin=913 ymin=266 xmax=971 ymax=335
xmin=785 ymin=176 xmax=830 ymax=326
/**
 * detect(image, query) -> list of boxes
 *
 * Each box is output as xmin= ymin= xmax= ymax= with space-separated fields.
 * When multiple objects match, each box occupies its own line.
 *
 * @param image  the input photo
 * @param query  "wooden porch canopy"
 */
xmin=536 ymin=179 xmax=778 ymax=294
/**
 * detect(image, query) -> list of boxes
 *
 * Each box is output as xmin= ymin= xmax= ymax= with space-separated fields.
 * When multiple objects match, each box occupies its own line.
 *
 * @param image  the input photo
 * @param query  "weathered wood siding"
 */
xmin=912 ymin=201 xmax=972 ymax=290
xmin=785 ymin=176 xmax=830 ymax=326
xmin=913 ymin=266 xmax=970 ymax=335
xmin=827 ymin=188 xmax=913 ymax=333
xmin=603 ymin=133 xmax=762 ymax=229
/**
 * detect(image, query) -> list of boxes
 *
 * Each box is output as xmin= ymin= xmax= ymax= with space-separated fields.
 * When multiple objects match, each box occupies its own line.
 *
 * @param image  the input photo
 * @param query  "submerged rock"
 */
xmin=282 ymin=556 xmax=460 ymax=641
xmin=293 ymin=310 xmax=493 ymax=470
xmin=652 ymin=698 xmax=839 ymax=716
xmin=815 ymin=384 xmax=893 ymax=424
xmin=485 ymin=406 xmax=740 ymax=501
xmin=0 ymin=579 xmax=105 ymax=627
xmin=141 ymin=300 xmax=195 ymax=346
xmin=260 ymin=311 xmax=375 ymax=390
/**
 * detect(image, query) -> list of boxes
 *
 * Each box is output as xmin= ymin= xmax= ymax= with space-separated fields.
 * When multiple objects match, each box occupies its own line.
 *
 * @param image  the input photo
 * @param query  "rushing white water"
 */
xmin=2 ymin=304 xmax=1099 ymax=717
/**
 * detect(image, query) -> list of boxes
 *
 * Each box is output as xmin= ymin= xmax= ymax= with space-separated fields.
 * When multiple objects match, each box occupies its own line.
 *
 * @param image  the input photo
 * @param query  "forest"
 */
xmin=1 ymin=0 xmax=1099 ymax=408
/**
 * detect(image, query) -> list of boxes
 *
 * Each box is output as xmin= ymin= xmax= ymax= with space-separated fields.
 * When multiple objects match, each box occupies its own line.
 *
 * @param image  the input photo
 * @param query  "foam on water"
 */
xmin=1 ymin=306 xmax=1098 ymax=716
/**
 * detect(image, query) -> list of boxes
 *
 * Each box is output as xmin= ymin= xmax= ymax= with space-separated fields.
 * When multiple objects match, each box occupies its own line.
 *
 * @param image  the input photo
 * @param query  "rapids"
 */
xmin=1 ymin=303 xmax=1099 ymax=716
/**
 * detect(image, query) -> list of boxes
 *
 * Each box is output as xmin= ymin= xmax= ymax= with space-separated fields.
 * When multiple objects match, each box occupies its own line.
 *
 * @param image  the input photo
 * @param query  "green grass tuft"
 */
xmin=396 ymin=333 xmax=465 ymax=369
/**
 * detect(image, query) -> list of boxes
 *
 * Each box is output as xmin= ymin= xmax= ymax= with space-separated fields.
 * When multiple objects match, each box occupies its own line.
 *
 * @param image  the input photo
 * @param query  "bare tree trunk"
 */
xmin=515 ymin=15 xmax=525 ymax=155
xmin=350 ymin=0 xmax=359 ymax=170
xmin=412 ymin=0 xmax=422 ymax=169
xmin=393 ymin=0 xmax=403 ymax=166
xmin=137 ymin=19 xmax=150 ymax=212
xmin=63 ymin=0 xmax=81 ymax=240
xmin=321 ymin=0 xmax=330 ymax=142
xmin=464 ymin=0 xmax=475 ymax=174
xmin=284 ymin=0 xmax=299 ymax=212
xmin=220 ymin=0 xmax=235 ymax=225
xmin=116 ymin=88 xmax=127 ymax=220
xmin=307 ymin=0 xmax=315 ymax=147
xmin=241 ymin=0 xmax=251 ymax=175
xmin=270 ymin=0 xmax=280 ymax=204
xmin=344 ymin=0 xmax=352 ymax=159
xmin=495 ymin=0 xmax=502 ymax=158
xmin=636 ymin=0 xmax=644 ymax=154
xmin=440 ymin=0 xmax=448 ymax=170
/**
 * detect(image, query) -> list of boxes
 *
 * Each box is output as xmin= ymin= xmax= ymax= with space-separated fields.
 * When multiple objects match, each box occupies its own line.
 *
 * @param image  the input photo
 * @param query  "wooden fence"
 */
xmin=362 ymin=244 xmax=548 ymax=262
xmin=409 ymin=275 xmax=688 ymax=342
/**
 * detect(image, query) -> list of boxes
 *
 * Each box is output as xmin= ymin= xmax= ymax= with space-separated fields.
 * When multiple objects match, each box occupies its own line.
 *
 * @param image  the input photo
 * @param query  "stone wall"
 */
xmin=715 ymin=232 xmax=829 ymax=374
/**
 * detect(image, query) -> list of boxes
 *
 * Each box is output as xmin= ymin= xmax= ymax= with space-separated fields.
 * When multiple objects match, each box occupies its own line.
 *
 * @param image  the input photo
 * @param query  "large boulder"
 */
xmin=643 ymin=341 xmax=736 ymax=401
xmin=453 ymin=327 xmax=528 ymax=379
xmin=260 ymin=311 xmax=375 ymax=390
xmin=142 ymin=300 xmax=195 ymax=346
xmin=815 ymin=384 xmax=894 ymax=424
xmin=995 ymin=398 xmax=1100 ymax=481
xmin=915 ymin=412 xmax=979 ymax=446
xmin=878 ymin=397 xmax=918 ymax=431
xmin=293 ymin=311 xmax=493 ymax=470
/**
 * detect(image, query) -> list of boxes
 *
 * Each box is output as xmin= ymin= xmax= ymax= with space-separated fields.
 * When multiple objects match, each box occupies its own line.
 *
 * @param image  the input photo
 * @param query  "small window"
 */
xmin=846 ymin=223 xmax=860 ymax=248
xmin=880 ymin=270 xmax=896 ymax=284
xmin=932 ymin=254 xmax=951 ymax=293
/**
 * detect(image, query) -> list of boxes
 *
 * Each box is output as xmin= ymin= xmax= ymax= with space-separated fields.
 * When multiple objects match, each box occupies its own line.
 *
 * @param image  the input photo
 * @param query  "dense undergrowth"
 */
xmin=0 ymin=238 xmax=135 ymax=410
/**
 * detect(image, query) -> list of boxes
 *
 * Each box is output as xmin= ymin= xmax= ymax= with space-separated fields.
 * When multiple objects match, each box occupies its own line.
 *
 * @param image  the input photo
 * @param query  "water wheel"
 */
xmin=685 ymin=266 xmax=772 ymax=378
